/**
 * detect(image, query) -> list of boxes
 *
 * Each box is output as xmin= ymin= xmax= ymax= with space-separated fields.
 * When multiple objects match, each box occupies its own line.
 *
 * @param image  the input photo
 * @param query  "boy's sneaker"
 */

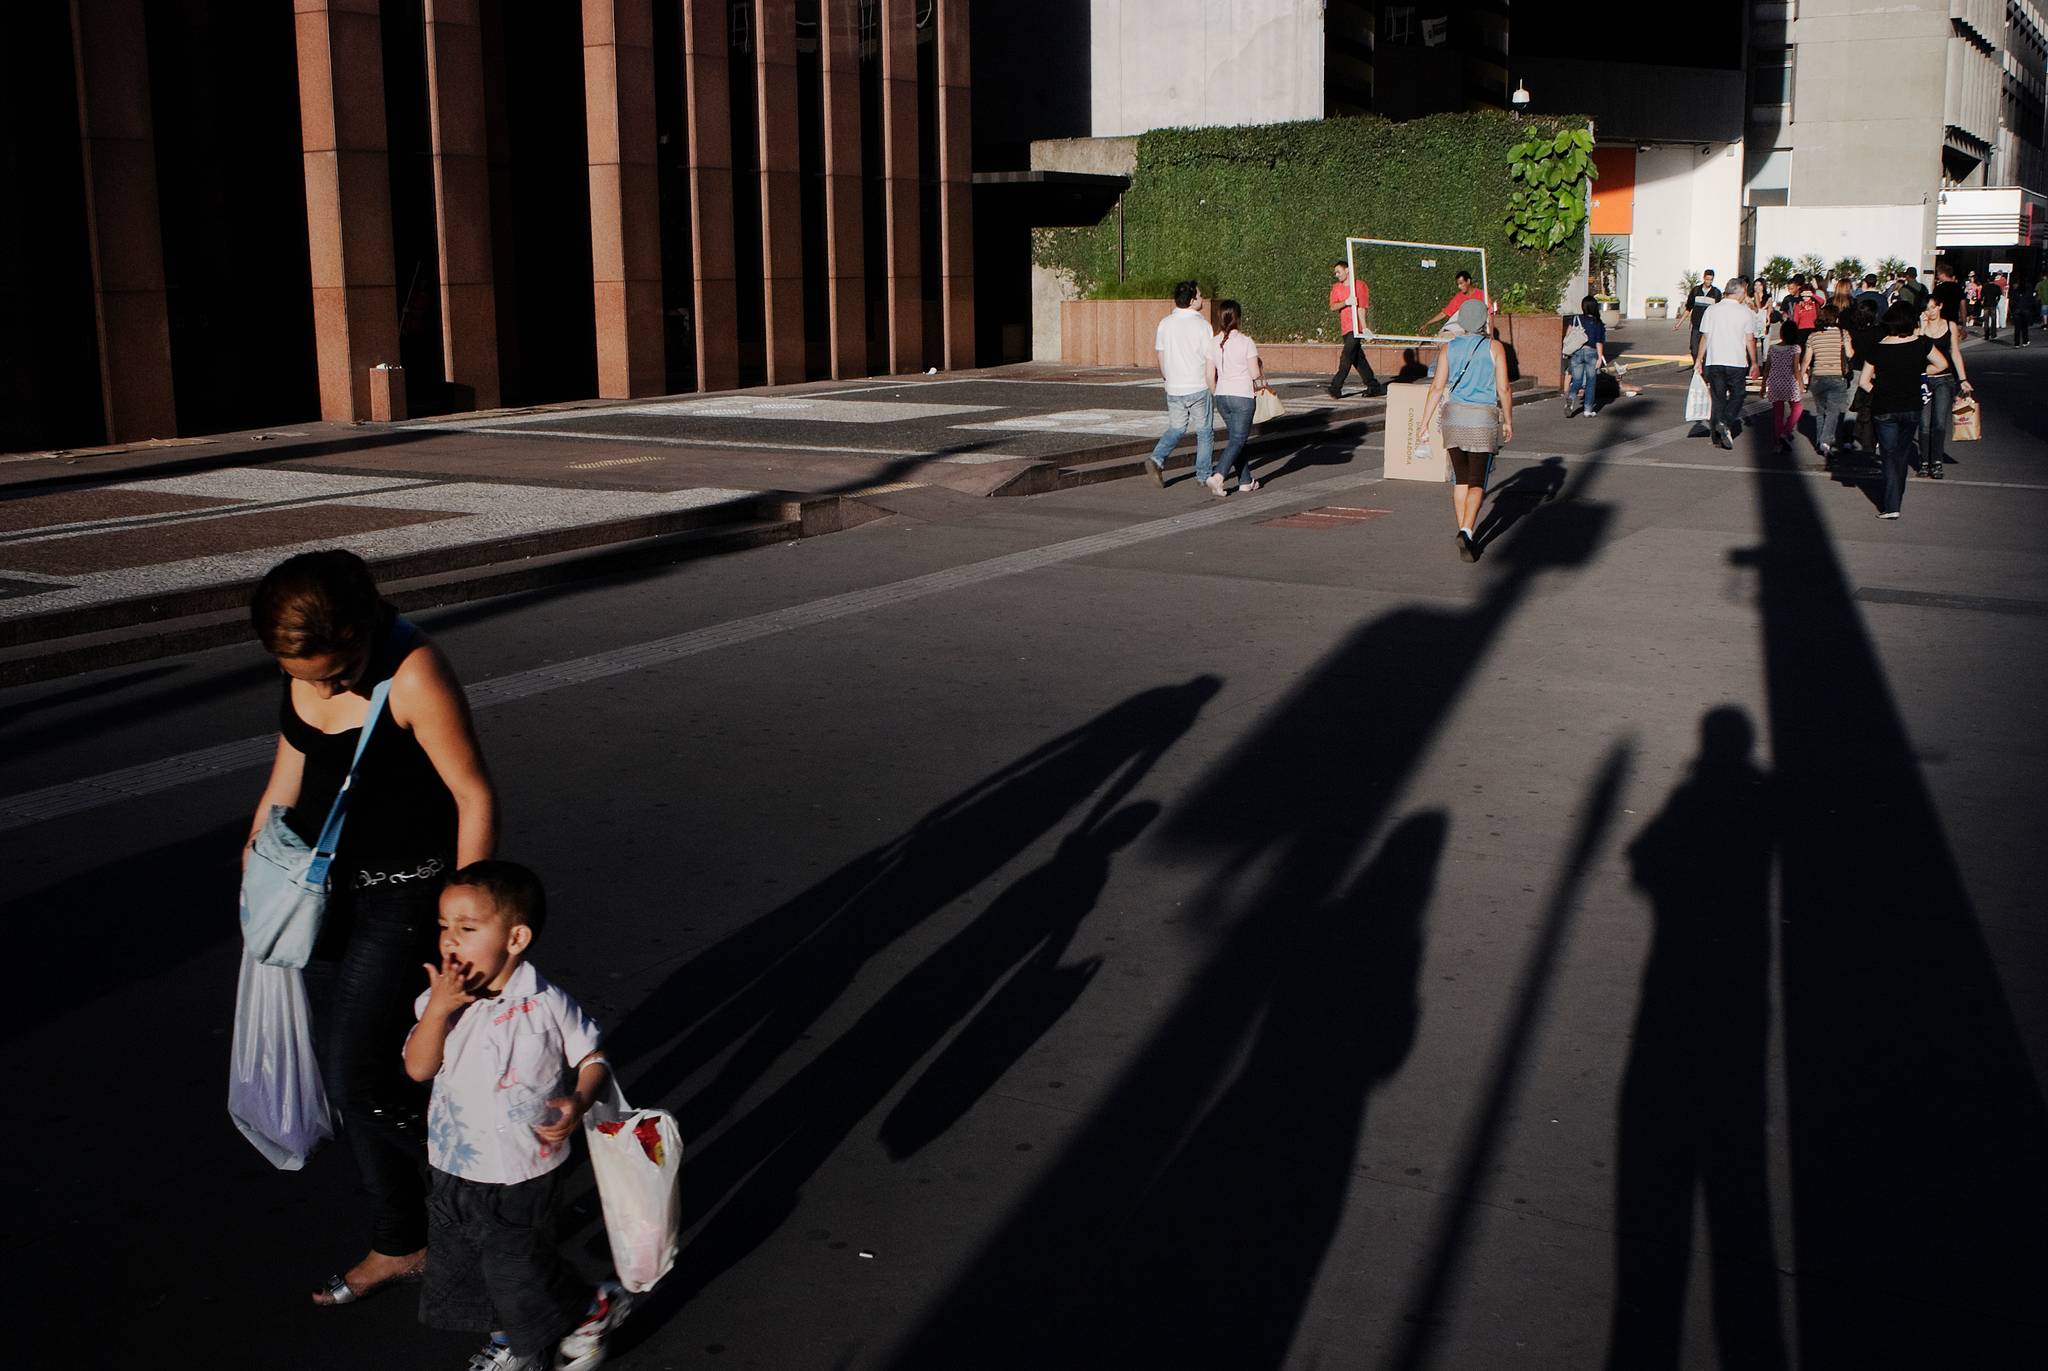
xmin=469 ymin=1339 xmax=545 ymax=1371
xmin=554 ymin=1283 xmax=635 ymax=1371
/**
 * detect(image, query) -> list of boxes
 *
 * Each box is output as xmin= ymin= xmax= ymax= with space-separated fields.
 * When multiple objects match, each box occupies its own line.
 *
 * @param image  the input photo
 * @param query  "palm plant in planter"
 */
xmin=1875 ymin=255 xmax=1910 ymax=283
xmin=1831 ymin=256 xmax=1865 ymax=283
xmin=1796 ymin=253 xmax=1829 ymax=282
xmin=1588 ymin=237 xmax=1628 ymax=299
xmin=1762 ymin=256 xmax=1797 ymax=290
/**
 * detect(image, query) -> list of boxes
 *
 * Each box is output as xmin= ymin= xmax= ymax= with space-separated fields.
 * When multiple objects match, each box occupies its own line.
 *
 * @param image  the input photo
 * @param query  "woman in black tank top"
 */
xmin=245 ymin=550 xmax=498 ymax=1307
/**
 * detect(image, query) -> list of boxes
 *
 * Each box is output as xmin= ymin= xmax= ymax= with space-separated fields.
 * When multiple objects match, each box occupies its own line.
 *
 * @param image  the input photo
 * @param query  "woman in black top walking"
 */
xmin=245 ymin=549 xmax=498 ymax=1306
xmin=1859 ymin=304 xmax=1936 ymax=519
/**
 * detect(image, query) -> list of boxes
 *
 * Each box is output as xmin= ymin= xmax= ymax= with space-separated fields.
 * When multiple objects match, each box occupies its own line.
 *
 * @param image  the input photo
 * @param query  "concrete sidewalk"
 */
xmin=0 ymin=364 xmax=1394 ymax=684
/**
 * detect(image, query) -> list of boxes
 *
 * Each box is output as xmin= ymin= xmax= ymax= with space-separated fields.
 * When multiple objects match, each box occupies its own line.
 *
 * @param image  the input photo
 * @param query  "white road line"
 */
xmin=450 ymin=427 xmax=941 ymax=460
xmin=0 ymin=469 xmax=1381 ymax=833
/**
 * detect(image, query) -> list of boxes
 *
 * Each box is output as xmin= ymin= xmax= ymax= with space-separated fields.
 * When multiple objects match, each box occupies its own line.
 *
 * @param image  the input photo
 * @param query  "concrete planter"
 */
xmin=1060 ymin=298 xmax=1208 ymax=368
xmin=1643 ymin=300 xmax=1669 ymax=320
xmin=1494 ymin=313 xmax=1566 ymax=391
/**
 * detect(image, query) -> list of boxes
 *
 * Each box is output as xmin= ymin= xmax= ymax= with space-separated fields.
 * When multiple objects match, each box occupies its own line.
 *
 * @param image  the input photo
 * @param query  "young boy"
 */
xmin=405 ymin=861 xmax=632 ymax=1371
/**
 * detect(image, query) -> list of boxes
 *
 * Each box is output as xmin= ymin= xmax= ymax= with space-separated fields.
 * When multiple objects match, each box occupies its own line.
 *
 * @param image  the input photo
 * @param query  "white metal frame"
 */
xmin=1342 ymin=237 xmax=1490 ymax=345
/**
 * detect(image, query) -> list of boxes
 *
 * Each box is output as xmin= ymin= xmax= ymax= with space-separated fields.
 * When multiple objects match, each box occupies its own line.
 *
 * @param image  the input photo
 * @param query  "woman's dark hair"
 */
xmin=1580 ymin=294 xmax=1598 ymax=317
xmin=1880 ymin=302 xmax=1921 ymax=336
xmin=1215 ymin=298 xmax=1242 ymax=350
xmin=1778 ymin=319 xmax=1800 ymax=344
xmin=446 ymin=860 xmax=548 ymax=935
xmin=251 ymin=549 xmax=382 ymax=659
xmin=1817 ymin=303 xmax=1840 ymax=328
xmin=1173 ymin=279 xmax=1200 ymax=308
xmin=1846 ymin=297 xmax=1878 ymax=330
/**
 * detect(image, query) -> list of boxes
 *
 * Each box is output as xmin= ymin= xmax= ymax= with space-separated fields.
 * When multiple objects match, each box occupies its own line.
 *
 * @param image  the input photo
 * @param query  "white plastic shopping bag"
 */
xmin=1684 ymin=371 xmax=1712 ymax=423
xmin=227 ymin=949 xmax=334 ymax=1170
xmin=585 ymin=1079 xmax=683 ymax=1292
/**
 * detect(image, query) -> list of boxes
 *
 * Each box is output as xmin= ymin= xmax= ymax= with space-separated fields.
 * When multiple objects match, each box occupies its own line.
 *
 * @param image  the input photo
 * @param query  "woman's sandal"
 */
xmin=310 ymin=1252 xmax=427 ymax=1306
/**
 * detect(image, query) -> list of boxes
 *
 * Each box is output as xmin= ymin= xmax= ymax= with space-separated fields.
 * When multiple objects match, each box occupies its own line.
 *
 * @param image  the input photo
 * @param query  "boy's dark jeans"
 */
xmin=422 ymin=1168 xmax=587 ymax=1356
xmin=303 ymin=878 xmax=442 ymax=1256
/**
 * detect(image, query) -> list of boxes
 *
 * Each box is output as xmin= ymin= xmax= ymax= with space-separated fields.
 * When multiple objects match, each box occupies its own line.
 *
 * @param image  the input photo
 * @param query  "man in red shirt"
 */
xmin=1327 ymin=261 xmax=1385 ymax=398
xmin=1419 ymin=271 xmax=1491 ymax=334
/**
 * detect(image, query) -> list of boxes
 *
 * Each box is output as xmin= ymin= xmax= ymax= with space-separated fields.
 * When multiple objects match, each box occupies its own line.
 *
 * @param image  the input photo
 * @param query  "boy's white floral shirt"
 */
xmin=411 ymin=961 xmax=602 ymax=1184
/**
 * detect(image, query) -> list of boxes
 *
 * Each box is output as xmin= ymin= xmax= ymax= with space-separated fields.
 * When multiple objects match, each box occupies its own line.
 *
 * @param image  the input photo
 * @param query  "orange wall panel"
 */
xmin=1590 ymin=146 xmax=1635 ymax=237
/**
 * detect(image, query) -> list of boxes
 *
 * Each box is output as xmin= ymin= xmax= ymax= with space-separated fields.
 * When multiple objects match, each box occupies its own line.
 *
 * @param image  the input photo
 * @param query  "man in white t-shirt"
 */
xmin=1147 ymin=280 xmax=1220 ymax=492
xmin=1693 ymin=277 xmax=1758 ymax=448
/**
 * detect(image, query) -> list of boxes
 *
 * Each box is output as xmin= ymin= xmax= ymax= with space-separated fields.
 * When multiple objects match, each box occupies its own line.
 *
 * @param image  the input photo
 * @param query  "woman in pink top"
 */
xmin=1209 ymin=299 xmax=1269 ymax=495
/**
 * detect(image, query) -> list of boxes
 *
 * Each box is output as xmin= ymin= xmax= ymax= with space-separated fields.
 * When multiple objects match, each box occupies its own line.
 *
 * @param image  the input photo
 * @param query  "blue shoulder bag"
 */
xmin=240 ymin=622 xmax=411 ymax=968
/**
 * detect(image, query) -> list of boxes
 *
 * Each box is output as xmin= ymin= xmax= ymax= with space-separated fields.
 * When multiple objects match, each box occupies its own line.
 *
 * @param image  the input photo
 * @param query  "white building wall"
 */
xmin=1753 ymin=204 xmax=1929 ymax=271
xmin=1088 ymin=0 xmax=1325 ymax=136
xmin=1623 ymin=143 xmax=1744 ymax=320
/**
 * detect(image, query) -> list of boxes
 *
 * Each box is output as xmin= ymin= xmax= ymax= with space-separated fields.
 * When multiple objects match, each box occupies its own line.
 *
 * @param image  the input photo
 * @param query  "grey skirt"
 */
xmin=1441 ymin=400 xmax=1502 ymax=453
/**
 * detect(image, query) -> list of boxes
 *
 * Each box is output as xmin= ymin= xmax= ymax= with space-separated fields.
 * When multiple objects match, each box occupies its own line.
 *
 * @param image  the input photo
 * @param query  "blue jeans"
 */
xmin=1150 ymin=390 xmax=1217 ymax=480
xmin=1705 ymin=365 xmax=1747 ymax=435
xmin=1876 ymin=412 xmax=1919 ymax=513
xmin=302 ymin=876 xmax=444 ymax=1255
xmin=1809 ymin=375 xmax=1849 ymax=450
xmin=1566 ymin=346 xmax=1599 ymax=410
xmin=1215 ymin=393 xmax=1256 ymax=481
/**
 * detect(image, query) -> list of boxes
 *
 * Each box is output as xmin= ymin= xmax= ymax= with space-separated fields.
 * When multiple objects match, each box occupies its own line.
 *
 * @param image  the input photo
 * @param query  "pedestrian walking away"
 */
xmin=1982 ymin=273 xmax=2004 ymax=341
xmin=1687 ymin=269 xmax=1721 ymax=361
xmin=1841 ymin=295 xmax=1881 ymax=456
xmin=1211 ymin=299 xmax=1269 ymax=494
xmin=1147 ymin=280 xmax=1218 ymax=489
xmin=1917 ymin=294 xmax=1972 ymax=481
xmin=1326 ymin=261 xmax=1384 ymax=398
xmin=1695 ymin=276 xmax=1757 ymax=448
xmin=1564 ymin=294 xmax=1607 ymax=417
xmin=1418 ymin=298 xmax=1513 ymax=562
xmin=245 ymin=549 xmax=499 ymax=1309
xmin=1764 ymin=319 xmax=1806 ymax=453
xmin=1801 ymin=304 xmax=1851 ymax=464
xmin=1861 ymin=303 xmax=1938 ymax=518
xmin=405 ymin=862 xmax=633 ymax=1370
xmin=2011 ymin=278 xmax=2039 ymax=346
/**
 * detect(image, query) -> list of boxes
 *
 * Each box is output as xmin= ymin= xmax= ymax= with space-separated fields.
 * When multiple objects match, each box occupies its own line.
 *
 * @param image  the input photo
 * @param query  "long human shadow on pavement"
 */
xmin=606 ymin=676 xmax=1221 ymax=1131
xmin=1601 ymin=709 xmax=1787 ymax=1370
xmin=599 ymin=685 xmax=1212 ymax=1355
xmin=1387 ymin=743 xmax=1636 ymax=1370
xmin=1741 ymin=435 xmax=2048 ymax=1360
xmin=888 ymin=453 xmax=1618 ymax=1369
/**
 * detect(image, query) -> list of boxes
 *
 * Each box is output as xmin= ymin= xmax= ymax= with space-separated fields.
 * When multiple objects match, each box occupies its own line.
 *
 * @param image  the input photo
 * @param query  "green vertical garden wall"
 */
xmin=1033 ymin=111 xmax=1590 ymax=343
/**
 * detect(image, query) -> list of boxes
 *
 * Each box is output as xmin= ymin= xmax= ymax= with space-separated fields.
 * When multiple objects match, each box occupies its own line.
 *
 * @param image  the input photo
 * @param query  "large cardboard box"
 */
xmin=1381 ymin=380 xmax=1447 ymax=482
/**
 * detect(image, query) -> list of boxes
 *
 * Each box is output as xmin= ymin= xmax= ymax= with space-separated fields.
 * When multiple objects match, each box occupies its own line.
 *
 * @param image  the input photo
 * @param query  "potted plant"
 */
xmin=1761 ymin=256 xmax=1796 ymax=291
xmin=1644 ymin=295 xmax=1668 ymax=320
xmin=1831 ymin=256 xmax=1865 ymax=284
xmin=1588 ymin=236 xmax=1629 ymax=300
xmin=1596 ymin=294 xmax=1621 ymax=324
xmin=1796 ymin=253 xmax=1828 ymax=282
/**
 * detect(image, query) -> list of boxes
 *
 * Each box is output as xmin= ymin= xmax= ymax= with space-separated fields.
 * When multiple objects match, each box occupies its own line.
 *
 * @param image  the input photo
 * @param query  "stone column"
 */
xmin=755 ymin=0 xmax=804 ymax=384
xmin=683 ymin=0 xmax=738 ymax=391
xmin=295 ymin=0 xmax=401 ymax=423
xmin=423 ymin=0 xmax=498 ymax=410
xmin=583 ymin=0 xmax=664 ymax=398
xmin=819 ymin=0 xmax=865 ymax=377
xmin=879 ymin=0 xmax=921 ymax=373
xmin=935 ymin=0 xmax=972 ymax=371
xmin=69 ymin=0 xmax=176 ymax=441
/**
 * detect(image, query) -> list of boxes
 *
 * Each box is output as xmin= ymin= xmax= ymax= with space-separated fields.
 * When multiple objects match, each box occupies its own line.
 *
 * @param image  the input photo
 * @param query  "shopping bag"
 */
xmin=227 ymin=950 xmax=334 ymax=1170
xmin=1951 ymin=395 xmax=1981 ymax=441
xmin=1252 ymin=387 xmax=1285 ymax=423
xmin=1684 ymin=372 xmax=1712 ymax=423
xmin=585 ymin=1080 xmax=683 ymax=1292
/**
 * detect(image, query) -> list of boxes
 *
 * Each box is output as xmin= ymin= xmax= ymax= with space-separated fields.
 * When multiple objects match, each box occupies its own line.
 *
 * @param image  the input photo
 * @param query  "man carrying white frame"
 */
xmin=1326 ymin=260 xmax=1385 ymax=399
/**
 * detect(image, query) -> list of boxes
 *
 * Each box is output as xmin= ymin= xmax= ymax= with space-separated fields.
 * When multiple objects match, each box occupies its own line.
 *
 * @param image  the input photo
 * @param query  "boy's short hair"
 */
xmin=1173 ymin=279 xmax=1200 ymax=307
xmin=1455 ymin=270 xmax=1472 ymax=283
xmin=447 ymin=860 xmax=548 ymax=935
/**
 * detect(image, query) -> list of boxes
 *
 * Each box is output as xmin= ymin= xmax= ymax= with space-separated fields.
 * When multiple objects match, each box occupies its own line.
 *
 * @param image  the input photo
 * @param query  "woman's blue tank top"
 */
xmin=1446 ymin=334 xmax=1496 ymax=404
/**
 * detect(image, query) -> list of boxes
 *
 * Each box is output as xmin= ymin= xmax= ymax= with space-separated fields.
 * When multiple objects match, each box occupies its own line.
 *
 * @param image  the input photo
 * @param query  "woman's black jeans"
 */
xmin=303 ymin=875 xmax=444 ymax=1256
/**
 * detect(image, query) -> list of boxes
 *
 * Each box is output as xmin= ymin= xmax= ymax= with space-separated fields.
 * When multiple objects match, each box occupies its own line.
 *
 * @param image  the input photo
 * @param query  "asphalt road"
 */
xmin=5 ymin=341 xmax=2046 ymax=1369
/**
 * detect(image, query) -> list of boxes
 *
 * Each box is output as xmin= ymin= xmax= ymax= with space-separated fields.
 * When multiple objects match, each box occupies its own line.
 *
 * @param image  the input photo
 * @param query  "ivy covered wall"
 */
xmin=1033 ymin=112 xmax=1590 ymax=343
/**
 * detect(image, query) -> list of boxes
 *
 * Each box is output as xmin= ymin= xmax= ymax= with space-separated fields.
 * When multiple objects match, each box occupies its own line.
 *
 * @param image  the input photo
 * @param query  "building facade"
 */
xmin=1 ymin=0 xmax=972 ymax=454
xmin=1746 ymin=0 xmax=2047 ymax=279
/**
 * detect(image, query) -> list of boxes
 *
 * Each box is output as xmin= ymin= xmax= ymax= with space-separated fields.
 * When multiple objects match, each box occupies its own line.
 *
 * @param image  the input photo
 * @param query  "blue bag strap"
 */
xmin=305 ymin=618 xmax=415 ymax=887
